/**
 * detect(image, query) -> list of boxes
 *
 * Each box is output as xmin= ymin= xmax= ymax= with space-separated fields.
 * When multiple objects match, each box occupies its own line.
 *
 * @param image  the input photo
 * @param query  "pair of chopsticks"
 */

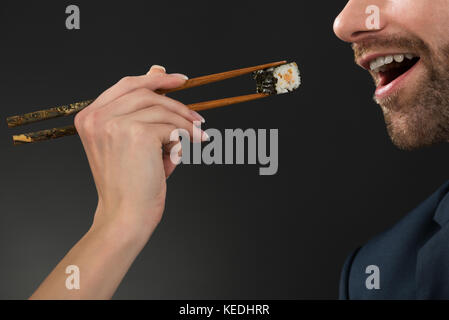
xmin=7 ymin=60 xmax=287 ymax=145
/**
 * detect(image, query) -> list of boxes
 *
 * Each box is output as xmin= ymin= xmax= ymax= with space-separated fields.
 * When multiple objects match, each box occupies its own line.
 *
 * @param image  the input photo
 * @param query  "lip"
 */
xmin=374 ymin=59 xmax=421 ymax=100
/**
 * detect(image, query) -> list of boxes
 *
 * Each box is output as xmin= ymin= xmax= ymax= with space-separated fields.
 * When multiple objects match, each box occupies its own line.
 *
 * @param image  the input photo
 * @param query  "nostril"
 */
xmin=352 ymin=31 xmax=368 ymax=38
xmin=350 ymin=29 xmax=384 ymax=42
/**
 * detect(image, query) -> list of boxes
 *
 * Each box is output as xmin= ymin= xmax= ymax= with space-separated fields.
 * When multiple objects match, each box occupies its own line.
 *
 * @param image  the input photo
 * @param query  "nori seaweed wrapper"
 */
xmin=253 ymin=69 xmax=278 ymax=95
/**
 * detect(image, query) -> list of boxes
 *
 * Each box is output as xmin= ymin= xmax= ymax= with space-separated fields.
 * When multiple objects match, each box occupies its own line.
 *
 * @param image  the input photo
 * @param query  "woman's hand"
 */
xmin=75 ymin=65 xmax=207 ymax=241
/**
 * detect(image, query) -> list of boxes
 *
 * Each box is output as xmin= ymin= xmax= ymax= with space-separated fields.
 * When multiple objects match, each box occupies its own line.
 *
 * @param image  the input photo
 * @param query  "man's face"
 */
xmin=334 ymin=0 xmax=449 ymax=150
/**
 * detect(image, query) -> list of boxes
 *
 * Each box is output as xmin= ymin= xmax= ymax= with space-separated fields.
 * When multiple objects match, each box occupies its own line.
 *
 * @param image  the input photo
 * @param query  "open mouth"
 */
xmin=368 ymin=54 xmax=420 ymax=87
xmin=359 ymin=53 xmax=421 ymax=99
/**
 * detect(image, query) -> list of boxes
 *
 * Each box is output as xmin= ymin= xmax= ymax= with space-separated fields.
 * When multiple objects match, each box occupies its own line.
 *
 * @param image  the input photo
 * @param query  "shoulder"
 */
xmin=339 ymin=247 xmax=360 ymax=299
xmin=339 ymin=182 xmax=449 ymax=299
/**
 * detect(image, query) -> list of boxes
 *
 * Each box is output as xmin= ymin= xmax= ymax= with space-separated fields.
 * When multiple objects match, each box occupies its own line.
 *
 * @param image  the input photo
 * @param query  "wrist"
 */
xmin=89 ymin=203 xmax=162 ymax=249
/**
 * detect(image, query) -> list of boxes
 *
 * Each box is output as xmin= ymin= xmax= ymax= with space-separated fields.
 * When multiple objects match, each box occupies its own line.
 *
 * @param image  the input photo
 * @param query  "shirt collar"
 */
xmin=433 ymin=181 xmax=449 ymax=227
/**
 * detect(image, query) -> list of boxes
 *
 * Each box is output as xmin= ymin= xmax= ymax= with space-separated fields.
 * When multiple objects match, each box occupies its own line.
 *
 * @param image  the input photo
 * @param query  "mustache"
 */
xmin=352 ymin=35 xmax=429 ymax=61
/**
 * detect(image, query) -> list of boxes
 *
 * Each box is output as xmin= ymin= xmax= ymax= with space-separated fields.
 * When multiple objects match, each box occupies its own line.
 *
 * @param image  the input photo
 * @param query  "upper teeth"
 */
xmin=369 ymin=53 xmax=415 ymax=71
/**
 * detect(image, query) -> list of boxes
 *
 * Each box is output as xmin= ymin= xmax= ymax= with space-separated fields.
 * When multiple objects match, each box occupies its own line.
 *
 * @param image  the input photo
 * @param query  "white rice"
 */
xmin=273 ymin=62 xmax=301 ymax=94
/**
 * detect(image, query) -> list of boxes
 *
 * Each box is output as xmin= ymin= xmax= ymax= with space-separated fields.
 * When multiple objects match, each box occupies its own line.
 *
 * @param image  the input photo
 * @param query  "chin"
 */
xmin=388 ymin=132 xmax=433 ymax=151
xmin=378 ymin=74 xmax=449 ymax=150
xmin=383 ymin=107 xmax=448 ymax=150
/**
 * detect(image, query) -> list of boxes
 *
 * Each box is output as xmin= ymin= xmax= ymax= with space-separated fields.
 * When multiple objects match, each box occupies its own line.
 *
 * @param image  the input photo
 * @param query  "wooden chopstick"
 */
xmin=6 ymin=61 xmax=286 ymax=128
xmin=12 ymin=125 xmax=77 ymax=145
xmin=12 ymin=93 xmax=270 ymax=145
xmin=157 ymin=61 xmax=286 ymax=94
xmin=189 ymin=93 xmax=269 ymax=111
xmin=6 ymin=99 xmax=94 ymax=128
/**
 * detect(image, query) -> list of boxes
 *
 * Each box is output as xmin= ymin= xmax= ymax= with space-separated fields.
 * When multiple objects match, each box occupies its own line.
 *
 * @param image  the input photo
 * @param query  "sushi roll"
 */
xmin=253 ymin=62 xmax=301 ymax=94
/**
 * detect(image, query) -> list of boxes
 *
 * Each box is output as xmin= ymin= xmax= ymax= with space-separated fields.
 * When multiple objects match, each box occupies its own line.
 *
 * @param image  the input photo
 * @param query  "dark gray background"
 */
xmin=0 ymin=0 xmax=447 ymax=299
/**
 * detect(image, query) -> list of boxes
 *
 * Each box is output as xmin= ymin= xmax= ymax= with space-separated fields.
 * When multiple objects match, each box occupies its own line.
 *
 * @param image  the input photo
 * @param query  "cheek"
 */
xmin=390 ymin=0 xmax=449 ymax=50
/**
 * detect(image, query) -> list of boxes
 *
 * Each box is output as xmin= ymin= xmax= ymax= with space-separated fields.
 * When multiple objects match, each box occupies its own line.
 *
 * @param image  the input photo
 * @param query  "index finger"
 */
xmin=87 ymin=70 xmax=189 ymax=112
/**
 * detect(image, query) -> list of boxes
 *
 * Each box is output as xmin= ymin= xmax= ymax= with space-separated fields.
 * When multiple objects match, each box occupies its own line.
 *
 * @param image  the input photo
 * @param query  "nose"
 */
xmin=333 ymin=0 xmax=386 ymax=43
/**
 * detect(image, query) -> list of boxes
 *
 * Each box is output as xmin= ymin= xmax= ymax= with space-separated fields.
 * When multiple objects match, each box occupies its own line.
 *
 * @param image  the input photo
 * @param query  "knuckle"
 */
xmin=134 ymin=87 xmax=153 ymax=97
xmin=118 ymin=76 xmax=134 ymax=87
xmin=150 ymin=105 xmax=165 ymax=114
xmin=128 ymin=122 xmax=146 ymax=139
xmin=82 ymin=111 xmax=100 ymax=137
xmin=103 ymin=119 xmax=120 ymax=137
xmin=74 ymin=112 xmax=84 ymax=131
xmin=135 ymin=86 xmax=151 ymax=93
xmin=148 ymin=72 xmax=164 ymax=81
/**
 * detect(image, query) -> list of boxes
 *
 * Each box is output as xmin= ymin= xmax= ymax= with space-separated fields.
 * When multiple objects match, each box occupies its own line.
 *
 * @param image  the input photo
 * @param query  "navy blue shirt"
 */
xmin=339 ymin=181 xmax=449 ymax=299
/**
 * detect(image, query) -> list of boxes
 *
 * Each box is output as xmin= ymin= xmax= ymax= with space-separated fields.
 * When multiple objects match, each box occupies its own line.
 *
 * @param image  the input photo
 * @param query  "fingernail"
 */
xmin=202 ymin=131 xmax=210 ymax=142
xmin=190 ymin=110 xmax=205 ymax=123
xmin=171 ymin=73 xmax=189 ymax=80
xmin=151 ymin=65 xmax=166 ymax=72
